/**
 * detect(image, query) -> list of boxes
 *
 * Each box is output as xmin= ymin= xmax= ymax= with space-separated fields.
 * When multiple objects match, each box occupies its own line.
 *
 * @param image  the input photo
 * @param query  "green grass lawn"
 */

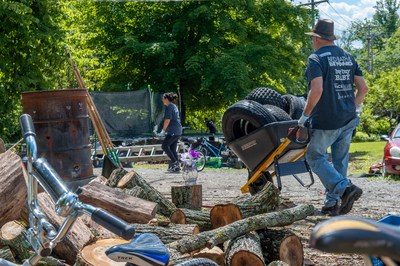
xmin=348 ymin=141 xmax=386 ymax=175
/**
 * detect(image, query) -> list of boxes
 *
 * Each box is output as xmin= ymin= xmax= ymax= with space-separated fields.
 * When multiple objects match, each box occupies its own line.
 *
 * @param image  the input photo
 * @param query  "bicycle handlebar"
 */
xmin=20 ymin=114 xmax=135 ymax=245
xmin=310 ymin=216 xmax=400 ymax=261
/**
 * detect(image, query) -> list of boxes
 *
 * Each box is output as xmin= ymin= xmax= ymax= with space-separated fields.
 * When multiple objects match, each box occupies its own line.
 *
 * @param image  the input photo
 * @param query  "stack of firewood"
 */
xmin=0 ymin=150 xmax=314 ymax=266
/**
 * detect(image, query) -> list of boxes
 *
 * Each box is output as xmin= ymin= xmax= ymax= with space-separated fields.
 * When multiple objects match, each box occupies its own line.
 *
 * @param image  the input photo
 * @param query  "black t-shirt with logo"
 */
xmin=305 ymin=45 xmax=363 ymax=130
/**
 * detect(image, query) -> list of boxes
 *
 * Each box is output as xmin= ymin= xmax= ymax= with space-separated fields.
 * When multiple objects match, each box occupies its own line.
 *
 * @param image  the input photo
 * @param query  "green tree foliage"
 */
xmin=68 ymin=0 xmax=311 ymax=124
xmin=373 ymin=0 xmax=400 ymax=37
xmin=0 ymin=0 xmax=66 ymax=141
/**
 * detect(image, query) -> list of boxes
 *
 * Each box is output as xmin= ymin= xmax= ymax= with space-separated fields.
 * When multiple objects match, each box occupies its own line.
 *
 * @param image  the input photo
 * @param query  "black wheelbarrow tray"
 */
xmin=228 ymin=120 xmax=314 ymax=194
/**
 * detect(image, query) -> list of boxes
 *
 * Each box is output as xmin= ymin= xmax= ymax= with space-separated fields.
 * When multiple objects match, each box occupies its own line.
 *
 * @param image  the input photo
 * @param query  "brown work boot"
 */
xmin=339 ymin=184 xmax=363 ymax=215
xmin=321 ymin=202 xmax=340 ymax=216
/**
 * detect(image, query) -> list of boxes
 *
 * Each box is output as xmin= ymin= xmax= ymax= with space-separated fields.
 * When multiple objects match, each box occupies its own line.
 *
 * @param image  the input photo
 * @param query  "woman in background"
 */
xmin=159 ymin=92 xmax=182 ymax=172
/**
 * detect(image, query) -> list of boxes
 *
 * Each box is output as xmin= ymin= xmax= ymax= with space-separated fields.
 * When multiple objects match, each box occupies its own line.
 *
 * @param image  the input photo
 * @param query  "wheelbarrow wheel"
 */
xmin=247 ymin=170 xmax=274 ymax=195
xmin=222 ymin=100 xmax=276 ymax=143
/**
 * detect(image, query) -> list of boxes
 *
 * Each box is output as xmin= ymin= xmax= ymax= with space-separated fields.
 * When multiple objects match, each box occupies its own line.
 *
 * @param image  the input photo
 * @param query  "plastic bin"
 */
xmin=370 ymin=215 xmax=400 ymax=265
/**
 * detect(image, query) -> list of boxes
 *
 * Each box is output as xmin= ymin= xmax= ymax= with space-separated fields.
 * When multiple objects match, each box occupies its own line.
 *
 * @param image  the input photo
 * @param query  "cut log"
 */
xmin=209 ymin=182 xmax=280 ymax=229
xmin=193 ymin=246 xmax=225 ymax=266
xmin=117 ymin=171 xmax=135 ymax=189
xmin=123 ymin=186 xmax=147 ymax=199
xmin=230 ymin=182 xmax=280 ymax=218
xmin=170 ymin=208 xmax=212 ymax=232
xmin=0 ymin=246 xmax=16 ymax=263
xmin=171 ymin=185 xmax=202 ymax=210
xmin=258 ymin=228 xmax=303 ymax=266
xmin=268 ymin=261 xmax=290 ymax=266
xmin=108 ymin=169 xmax=177 ymax=217
xmin=0 ymin=151 xmax=27 ymax=227
xmin=82 ymin=215 xmax=199 ymax=244
xmin=224 ymin=231 xmax=265 ymax=266
xmin=167 ymin=204 xmax=314 ymax=254
xmin=80 ymin=180 xmax=157 ymax=223
xmin=210 ymin=204 xmax=242 ymax=229
xmin=0 ymin=220 xmax=32 ymax=260
xmin=0 ymin=138 xmax=5 ymax=153
xmin=106 ymin=168 xmax=127 ymax=188
xmin=37 ymin=193 xmax=93 ymax=265
xmin=76 ymin=238 xmax=128 ymax=266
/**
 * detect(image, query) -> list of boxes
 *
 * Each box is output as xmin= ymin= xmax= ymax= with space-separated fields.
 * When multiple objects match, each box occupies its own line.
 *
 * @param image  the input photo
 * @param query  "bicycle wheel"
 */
xmin=195 ymin=149 xmax=206 ymax=172
xmin=175 ymin=258 xmax=219 ymax=266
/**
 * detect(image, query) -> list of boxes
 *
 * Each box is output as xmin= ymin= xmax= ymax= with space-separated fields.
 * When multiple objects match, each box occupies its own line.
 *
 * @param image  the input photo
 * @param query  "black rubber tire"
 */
xmin=245 ymin=87 xmax=286 ymax=110
xmin=175 ymin=258 xmax=219 ymax=266
xmin=222 ymin=100 xmax=276 ymax=143
xmin=282 ymin=94 xmax=305 ymax=119
xmin=262 ymin=104 xmax=292 ymax=121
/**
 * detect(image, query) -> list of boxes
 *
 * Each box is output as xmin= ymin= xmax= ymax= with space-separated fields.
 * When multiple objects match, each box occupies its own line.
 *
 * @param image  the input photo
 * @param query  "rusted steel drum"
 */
xmin=22 ymin=89 xmax=94 ymax=189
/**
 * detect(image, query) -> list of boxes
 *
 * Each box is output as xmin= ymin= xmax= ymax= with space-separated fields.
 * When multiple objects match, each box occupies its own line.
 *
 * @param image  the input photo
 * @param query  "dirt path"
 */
xmin=102 ymin=164 xmax=400 ymax=265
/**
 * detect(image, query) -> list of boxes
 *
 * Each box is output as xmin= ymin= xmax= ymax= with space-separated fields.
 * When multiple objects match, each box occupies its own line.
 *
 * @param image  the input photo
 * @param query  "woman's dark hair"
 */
xmin=163 ymin=92 xmax=178 ymax=102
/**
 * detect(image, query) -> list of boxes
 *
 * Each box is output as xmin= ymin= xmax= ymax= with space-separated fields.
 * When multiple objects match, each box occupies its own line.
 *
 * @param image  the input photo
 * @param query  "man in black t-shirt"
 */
xmin=299 ymin=19 xmax=369 ymax=216
xmin=205 ymin=118 xmax=217 ymax=141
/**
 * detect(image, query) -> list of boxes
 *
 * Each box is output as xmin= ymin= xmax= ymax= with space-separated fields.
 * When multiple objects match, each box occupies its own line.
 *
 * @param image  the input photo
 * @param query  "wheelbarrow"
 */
xmin=228 ymin=120 xmax=314 ymax=194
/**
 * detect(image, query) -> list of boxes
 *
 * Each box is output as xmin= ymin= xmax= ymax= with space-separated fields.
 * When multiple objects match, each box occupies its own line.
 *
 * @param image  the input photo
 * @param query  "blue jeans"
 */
xmin=306 ymin=116 xmax=360 ymax=207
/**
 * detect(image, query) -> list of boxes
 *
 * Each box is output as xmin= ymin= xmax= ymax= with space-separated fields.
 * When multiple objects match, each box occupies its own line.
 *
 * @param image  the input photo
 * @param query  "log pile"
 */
xmin=0 ymin=153 xmax=315 ymax=266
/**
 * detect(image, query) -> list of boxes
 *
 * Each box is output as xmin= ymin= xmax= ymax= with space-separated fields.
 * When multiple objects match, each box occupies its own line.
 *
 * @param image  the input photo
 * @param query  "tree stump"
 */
xmin=258 ymin=228 xmax=303 ymax=266
xmin=0 ymin=151 xmax=27 ymax=227
xmin=76 ymin=238 xmax=128 ymax=266
xmin=0 ymin=220 xmax=32 ymax=260
xmin=170 ymin=208 xmax=212 ymax=232
xmin=171 ymin=185 xmax=202 ymax=210
xmin=224 ymin=231 xmax=265 ymax=266
xmin=80 ymin=180 xmax=157 ymax=223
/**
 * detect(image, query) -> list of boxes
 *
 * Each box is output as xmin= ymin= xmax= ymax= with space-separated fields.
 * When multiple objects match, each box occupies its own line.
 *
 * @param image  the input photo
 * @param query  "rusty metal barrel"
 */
xmin=22 ymin=89 xmax=94 ymax=190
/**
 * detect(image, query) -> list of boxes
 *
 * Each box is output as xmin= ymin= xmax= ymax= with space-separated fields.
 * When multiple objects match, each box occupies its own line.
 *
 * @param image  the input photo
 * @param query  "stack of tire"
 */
xmin=222 ymin=87 xmax=305 ymax=143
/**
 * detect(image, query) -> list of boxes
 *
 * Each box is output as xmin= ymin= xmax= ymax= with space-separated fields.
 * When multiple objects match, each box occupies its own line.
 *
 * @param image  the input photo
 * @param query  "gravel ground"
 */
xmin=95 ymin=164 xmax=400 ymax=265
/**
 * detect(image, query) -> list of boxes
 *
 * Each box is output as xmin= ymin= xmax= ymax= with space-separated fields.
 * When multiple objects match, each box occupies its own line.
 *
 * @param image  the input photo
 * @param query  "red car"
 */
xmin=382 ymin=124 xmax=400 ymax=177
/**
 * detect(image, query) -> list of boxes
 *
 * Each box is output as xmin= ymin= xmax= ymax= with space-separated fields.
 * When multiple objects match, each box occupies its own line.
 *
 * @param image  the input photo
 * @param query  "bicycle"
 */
xmin=0 ymin=114 xmax=217 ymax=266
xmin=192 ymin=136 xmax=243 ymax=169
xmin=309 ymin=215 xmax=400 ymax=266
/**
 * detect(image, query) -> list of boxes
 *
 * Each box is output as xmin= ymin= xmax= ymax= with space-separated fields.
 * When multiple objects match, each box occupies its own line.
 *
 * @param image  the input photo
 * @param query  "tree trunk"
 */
xmin=171 ymin=185 xmax=202 ymax=210
xmin=0 ymin=151 xmax=27 ymax=227
xmin=80 ymin=180 xmax=157 ymax=223
xmin=224 ymin=231 xmax=265 ymax=266
xmin=107 ymin=169 xmax=177 ymax=217
xmin=37 ymin=193 xmax=94 ymax=265
xmin=258 ymin=228 xmax=303 ymax=266
xmin=123 ymin=186 xmax=147 ymax=199
xmin=0 ymin=220 xmax=32 ymax=260
xmin=76 ymin=238 xmax=127 ymax=266
xmin=167 ymin=204 xmax=314 ymax=254
xmin=170 ymin=208 xmax=212 ymax=232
